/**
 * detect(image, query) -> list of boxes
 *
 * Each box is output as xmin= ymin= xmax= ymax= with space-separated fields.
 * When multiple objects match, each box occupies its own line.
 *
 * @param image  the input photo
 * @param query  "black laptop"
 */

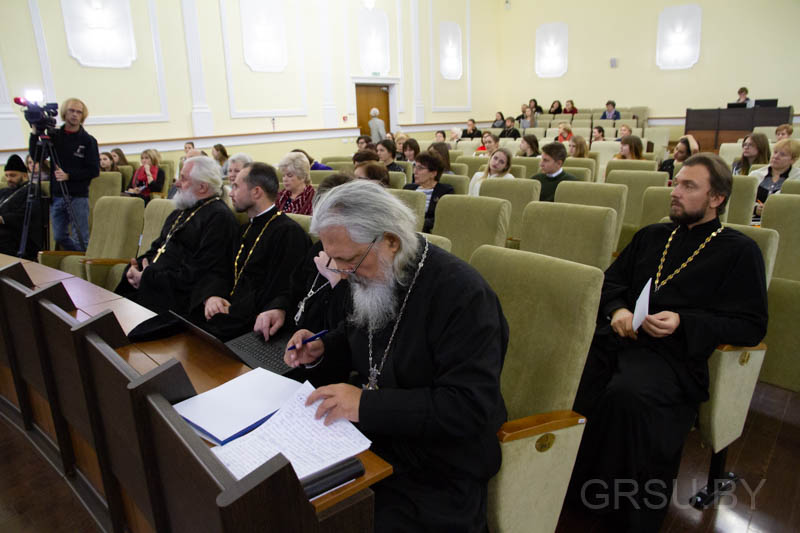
xmin=170 ymin=311 xmax=293 ymax=375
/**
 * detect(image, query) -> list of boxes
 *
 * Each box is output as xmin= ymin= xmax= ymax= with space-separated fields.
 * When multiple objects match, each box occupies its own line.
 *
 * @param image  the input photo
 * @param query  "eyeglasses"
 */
xmin=325 ymin=236 xmax=379 ymax=275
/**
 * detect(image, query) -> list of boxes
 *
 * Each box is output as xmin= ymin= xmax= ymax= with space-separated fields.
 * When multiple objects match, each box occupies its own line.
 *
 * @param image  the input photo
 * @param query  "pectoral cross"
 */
xmin=294 ymin=301 xmax=305 ymax=325
xmin=153 ymin=244 xmax=166 ymax=263
xmin=363 ymin=368 xmax=379 ymax=391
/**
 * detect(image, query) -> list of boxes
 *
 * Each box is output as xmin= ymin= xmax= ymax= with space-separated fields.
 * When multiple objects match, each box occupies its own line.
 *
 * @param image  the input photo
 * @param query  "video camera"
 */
xmin=14 ymin=97 xmax=58 ymax=133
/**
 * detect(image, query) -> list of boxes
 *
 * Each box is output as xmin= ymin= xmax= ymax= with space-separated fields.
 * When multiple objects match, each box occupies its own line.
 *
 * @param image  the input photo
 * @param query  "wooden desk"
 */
xmin=685 ymin=106 xmax=794 ymax=150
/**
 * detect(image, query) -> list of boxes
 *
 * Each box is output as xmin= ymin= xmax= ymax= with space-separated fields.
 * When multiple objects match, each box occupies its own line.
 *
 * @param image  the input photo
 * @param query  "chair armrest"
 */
xmin=716 ymin=343 xmax=766 ymax=352
xmin=38 ymin=250 xmax=84 ymax=268
xmin=38 ymin=250 xmax=85 ymax=257
xmin=497 ymin=410 xmax=586 ymax=443
xmin=81 ymin=258 xmax=131 ymax=266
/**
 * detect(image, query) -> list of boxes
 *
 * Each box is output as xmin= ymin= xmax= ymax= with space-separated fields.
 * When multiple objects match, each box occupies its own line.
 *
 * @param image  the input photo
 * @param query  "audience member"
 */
xmin=428 ymin=142 xmax=454 ymax=174
xmin=616 ymin=124 xmax=632 ymax=140
xmin=557 ymin=122 xmax=573 ymax=142
xmin=356 ymin=135 xmax=372 ymax=151
xmin=212 ymin=143 xmax=229 ymax=178
xmin=227 ymin=153 xmax=254 ymax=185
xmin=179 ymin=141 xmax=195 ymax=165
xmin=569 ymin=136 xmax=589 ymax=158
xmin=549 ymin=100 xmax=563 ymax=114
xmin=124 ymin=149 xmax=164 ymax=203
xmin=99 ymin=152 xmax=118 ymax=173
xmin=368 ymin=108 xmax=387 ymax=141
xmin=658 ymin=137 xmax=693 ymax=180
xmin=499 ymin=117 xmax=521 ymax=139
xmin=564 ymin=100 xmax=578 ymax=114
xmin=517 ymin=134 xmax=540 ymax=157
xmin=600 ymin=100 xmax=621 ymax=120
xmin=592 ymin=126 xmax=605 ymax=143
xmin=449 ymin=128 xmax=462 ymax=145
xmin=276 ymin=152 xmax=315 ymax=215
xmin=775 ymin=124 xmax=793 ymax=141
xmin=736 ymin=86 xmax=754 ymax=108
xmin=492 ymin=112 xmax=505 ymax=128
xmin=352 ymin=149 xmax=380 ymax=169
xmin=469 ymin=147 xmax=513 ymax=196
xmin=394 ymin=133 xmax=408 ymax=160
xmin=403 ymin=138 xmax=421 ymax=163
xmin=530 ymin=142 xmax=578 ymax=201
xmin=434 ymin=130 xmax=447 ymax=143
xmin=520 ymin=107 xmax=534 ymax=129
xmin=111 ymin=148 xmax=129 ymax=166
xmin=385 ymin=132 xmax=395 ymax=142
xmin=614 ymin=136 xmax=644 ymax=160
xmin=732 ymin=133 xmax=770 ymax=175
xmin=528 ymin=98 xmax=544 ymax=114
xmin=476 ymin=133 xmax=499 ymax=155
xmin=354 ymin=162 xmax=390 ymax=187
xmin=571 ymin=153 xmax=767 ymax=532
xmin=462 ymin=119 xmax=482 ymax=140
xmin=0 ymin=154 xmax=41 ymax=258
xmin=404 ymin=151 xmax=454 ymax=232
xmin=291 ymin=148 xmax=331 ymax=171
xmin=25 ymin=154 xmax=51 ymax=181
xmin=683 ymin=134 xmax=700 ymax=154
xmin=377 ymin=139 xmax=404 ymax=173
xmin=751 ymin=139 xmax=800 ymax=219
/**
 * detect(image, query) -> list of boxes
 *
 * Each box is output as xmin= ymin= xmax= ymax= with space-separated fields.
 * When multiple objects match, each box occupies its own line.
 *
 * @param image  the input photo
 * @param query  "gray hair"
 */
xmin=277 ymin=152 xmax=311 ymax=185
xmin=311 ymin=180 xmax=420 ymax=283
xmin=450 ymin=127 xmax=462 ymax=139
xmin=229 ymin=152 xmax=253 ymax=166
xmin=185 ymin=155 xmax=222 ymax=195
xmin=370 ymin=107 xmax=380 ymax=117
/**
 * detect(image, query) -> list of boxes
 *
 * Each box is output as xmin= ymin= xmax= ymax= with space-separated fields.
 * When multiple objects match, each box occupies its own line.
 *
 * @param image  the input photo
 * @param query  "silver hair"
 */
xmin=184 ymin=155 xmax=222 ymax=195
xmin=228 ymin=152 xmax=253 ymax=166
xmin=277 ymin=152 xmax=311 ymax=184
xmin=370 ymin=107 xmax=380 ymax=117
xmin=310 ymin=180 xmax=420 ymax=283
xmin=450 ymin=127 xmax=462 ymax=139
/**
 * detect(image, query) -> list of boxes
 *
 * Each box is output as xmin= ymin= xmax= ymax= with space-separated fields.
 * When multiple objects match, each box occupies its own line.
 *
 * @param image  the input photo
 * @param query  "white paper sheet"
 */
xmin=173 ymin=367 xmax=302 ymax=444
xmin=632 ymin=278 xmax=652 ymax=332
xmin=211 ymin=381 xmax=372 ymax=481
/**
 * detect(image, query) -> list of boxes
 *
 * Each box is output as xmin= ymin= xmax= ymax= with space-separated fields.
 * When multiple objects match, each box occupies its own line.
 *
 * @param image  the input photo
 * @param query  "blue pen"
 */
xmin=287 ymin=329 xmax=329 ymax=350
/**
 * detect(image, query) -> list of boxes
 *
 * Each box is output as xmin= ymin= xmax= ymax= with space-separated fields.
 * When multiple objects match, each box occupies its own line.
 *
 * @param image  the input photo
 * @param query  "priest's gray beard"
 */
xmin=173 ymin=188 xmax=199 ymax=209
xmin=348 ymin=254 xmax=398 ymax=332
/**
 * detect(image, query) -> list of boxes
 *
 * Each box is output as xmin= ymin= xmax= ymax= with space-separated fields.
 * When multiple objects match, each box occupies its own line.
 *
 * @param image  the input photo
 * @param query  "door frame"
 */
xmin=351 ymin=76 xmax=401 ymax=135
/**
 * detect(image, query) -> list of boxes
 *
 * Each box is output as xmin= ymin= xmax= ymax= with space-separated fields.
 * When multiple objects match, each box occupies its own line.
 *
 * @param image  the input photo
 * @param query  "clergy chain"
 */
xmin=0 ymin=184 xmax=27 ymax=209
xmin=230 ymin=211 xmax=281 ymax=297
xmin=153 ymin=197 xmax=218 ymax=263
xmin=655 ymin=226 xmax=723 ymax=292
xmin=294 ymin=272 xmax=330 ymax=325
xmin=365 ymin=238 xmax=429 ymax=391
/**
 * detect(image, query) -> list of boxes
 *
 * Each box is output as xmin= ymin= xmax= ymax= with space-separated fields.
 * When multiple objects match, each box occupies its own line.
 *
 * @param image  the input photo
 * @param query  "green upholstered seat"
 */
xmin=639 ymin=186 xmax=673 ymax=227
xmin=479 ymin=178 xmax=540 ymax=242
xmin=605 ymin=170 xmax=669 ymax=251
xmin=554 ymin=181 xmax=628 ymax=248
xmin=780 ymin=179 xmax=800 ymax=195
xmin=511 ymin=157 xmax=540 ymax=178
xmin=309 ymin=169 xmax=335 ymax=184
xmin=477 ymin=164 xmax=526 ymax=180
xmin=454 ymin=155 xmax=489 ymax=178
xmin=564 ymin=157 xmax=597 ymax=181
xmin=449 ymin=162 xmax=468 ymax=176
xmin=387 ymin=189 xmax=425 ymax=232
xmin=726 ymin=175 xmax=759 ymax=225
xmin=388 ymin=171 xmax=406 ymax=189
xmin=89 ymin=172 xmax=123 ymax=229
xmin=118 ymin=165 xmax=134 ymax=189
xmin=439 ymin=174 xmax=469 ymax=195
xmin=326 ymin=161 xmax=354 ymax=174
xmin=393 ymin=160 xmax=413 ymax=183
xmin=431 ymin=195 xmax=510 ymax=262
xmin=561 ymin=166 xmax=592 ymax=183
xmin=319 ymin=155 xmax=352 ymax=164
xmin=420 ymin=232 xmax=451 ymax=252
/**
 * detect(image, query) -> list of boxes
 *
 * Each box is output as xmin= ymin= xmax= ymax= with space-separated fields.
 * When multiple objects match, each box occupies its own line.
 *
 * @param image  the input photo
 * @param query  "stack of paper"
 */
xmin=174 ymin=367 xmax=302 ymax=445
xmin=212 ymin=381 xmax=372 ymax=481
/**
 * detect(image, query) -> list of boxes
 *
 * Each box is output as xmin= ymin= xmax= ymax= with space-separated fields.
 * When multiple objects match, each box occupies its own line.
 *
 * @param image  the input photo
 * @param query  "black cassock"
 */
xmin=571 ymin=218 xmax=768 ymax=532
xmin=0 ymin=183 xmax=42 ymax=258
xmin=306 ymin=237 xmax=508 ymax=532
xmin=116 ymin=197 xmax=238 ymax=315
xmin=195 ymin=207 xmax=310 ymax=340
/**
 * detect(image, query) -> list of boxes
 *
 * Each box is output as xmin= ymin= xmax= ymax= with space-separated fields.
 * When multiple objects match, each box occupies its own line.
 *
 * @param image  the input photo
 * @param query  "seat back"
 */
xmin=82 ymin=196 xmax=145 ymax=264
xmin=421 ymin=232 xmax=452 ymax=252
xmin=477 ymin=164 xmax=526 ymax=180
xmin=761 ymin=194 xmax=800 ymax=281
xmin=118 ymin=165 xmax=134 ymax=189
xmin=387 ymin=189 xmax=425 ymax=231
xmin=479 ymin=179 xmax=540 ymax=241
xmin=431 ymin=195 xmax=510 ymax=262
xmin=752 ymin=125 xmax=777 ymax=142
xmin=520 ymin=203 xmax=617 ymax=270
xmin=455 ymin=156 xmax=489 ymax=178
xmin=726 ymin=175 xmax=758 ymax=225
xmin=724 ymin=223 xmax=779 ymax=287
xmin=393 ymin=160 xmax=413 ymax=183
xmin=326 ymin=161 xmax=354 ymax=173
xmin=388 ymin=171 xmax=406 ymax=189
xmin=286 ymin=214 xmax=316 ymax=243
xmin=89 ymin=171 xmax=124 ymax=228
xmin=562 ymin=166 xmax=592 ymax=182
xmin=439 ymin=174 xmax=469 ymax=195
xmin=139 ymin=198 xmax=176 ymax=255
xmin=455 ymin=139 xmax=480 ymax=154
xmin=639 ymin=186 xmax=673 ymax=227
xmin=511 ymin=157 xmax=540 ymax=177
xmin=781 ymin=180 xmax=800 ymax=195
xmin=448 ymin=149 xmax=463 ymax=161
xmin=449 ymin=162 xmax=468 ymax=176
xmin=555 ymin=181 xmax=628 ymax=245
xmin=587 ymin=140 xmax=621 ymax=177
xmin=604 ymin=158 xmax=658 ymax=177
xmin=320 ymin=155 xmax=352 ymax=164
xmin=309 ymin=169 xmax=334 ymax=184
xmin=605 ymin=170 xmax=669 ymax=225
xmin=564 ymin=157 xmax=597 ymax=181
xmin=718 ymin=142 xmax=743 ymax=166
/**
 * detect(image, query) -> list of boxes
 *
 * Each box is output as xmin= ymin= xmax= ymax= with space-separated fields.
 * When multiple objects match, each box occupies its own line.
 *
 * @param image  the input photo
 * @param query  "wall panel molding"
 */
xmin=317 ymin=0 xmax=338 ymax=128
xmin=181 ymin=0 xmax=213 ymax=136
xmin=409 ymin=0 xmax=424 ymax=123
xmin=0 ymin=58 xmax=23 ymax=149
xmin=428 ymin=0 xmax=471 ymax=113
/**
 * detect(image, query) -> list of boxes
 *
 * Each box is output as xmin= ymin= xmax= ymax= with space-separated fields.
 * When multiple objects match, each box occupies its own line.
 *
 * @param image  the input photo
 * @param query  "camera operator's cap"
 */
xmin=4 ymin=154 xmax=27 ymax=173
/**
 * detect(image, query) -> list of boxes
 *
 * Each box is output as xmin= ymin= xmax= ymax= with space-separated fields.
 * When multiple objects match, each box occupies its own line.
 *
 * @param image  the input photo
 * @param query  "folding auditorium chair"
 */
xmin=586 ymin=140 xmax=620 ymax=178
xmin=448 ymin=149 xmax=463 ymax=162
xmin=449 ymin=162 xmax=469 ymax=175
xmin=38 ymin=196 xmax=144 ymax=282
xmin=751 ymin=125 xmax=777 ymax=142
xmin=523 ymin=127 xmax=545 ymax=139
xmin=320 ymin=156 xmax=353 ymax=164
xmin=725 ymin=175 xmax=758 ymax=225
xmin=593 ymin=119 xmax=615 ymax=131
xmin=388 ymin=171 xmax=406 ymax=189
xmin=571 ymin=119 xmax=592 ymax=129
xmin=564 ymin=157 xmax=596 ymax=181
xmin=455 ymin=156 xmax=490 ymax=177
xmin=643 ymin=127 xmax=670 ymax=153
xmin=561 ymin=166 xmax=591 ymax=182
xmin=309 ymin=169 xmax=335 ymax=184
xmin=455 ymin=139 xmax=480 ymax=155
xmin=604 ymin=158 xmax=658 ymax=176
xmin=571 ymin=128 xmax=591 ymax=139
xmin=326 ymin=161 xmax=355 ymax=174
xmin=605 ymin=170 xmax=669 ymax=251
xmin=439 ymin=174 xmax=470 ymax=195
xmin=393 ymin=160 xmax=414 ymax=183
xmin=520 ymin=202 xmax=617 ymax=270
xmin=554 ymin=181 xmax=628 ymax=249
xmin=781 ymin=179 xmax=800 ymax=194
xmin=387 ymin=189 xmax=425 ymax=232
xmin=421 ymin=233 xmax=451 ymax=252
xmin=718 ymin=142 xmax=743 ymax=167
xmin=511 ymin=157 xmax=540 ymax=178
xmin=479 ymin=178 xmax=540 ymax=248
xmin=118 ymin=165 xmax=133 ymax=190
xmin=469 ymin=245 xmax=603 ymax=533
xmin=431 ymin=195 xmax=510 ymax=262
xmin=501 ymin=140 xmax=521 ymax=154
xmin=88 ymin=171 xmax=123 ymax=229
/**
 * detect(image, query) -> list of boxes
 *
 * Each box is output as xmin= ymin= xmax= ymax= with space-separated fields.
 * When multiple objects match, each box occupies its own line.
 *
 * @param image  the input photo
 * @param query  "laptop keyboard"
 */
xmin=226 ymin=331 xmax=293 ymax=374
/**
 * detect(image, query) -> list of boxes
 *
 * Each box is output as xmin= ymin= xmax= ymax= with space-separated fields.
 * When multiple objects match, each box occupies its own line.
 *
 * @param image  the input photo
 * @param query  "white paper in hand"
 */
xmin=632 ymin=278 xmax=651 ymax=332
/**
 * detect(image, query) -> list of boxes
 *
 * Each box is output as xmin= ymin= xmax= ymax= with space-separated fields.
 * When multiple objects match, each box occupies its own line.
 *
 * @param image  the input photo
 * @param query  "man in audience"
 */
xmin=29 ymin=97 xmax=99 ymax=251
xmin=600 ymin=100 xmax=621 ymax=120
xmin=775 ymin=124 xmax=793 ymax=141
xmin=226 ymin=152 xmax=253 ymax=184
xmin=116 ymin=156 xmax=238 ymax=315
xmin=285 ymin=180 xmax=508 ymax=531
xmin=530 ymin=142 xmax=578 ymax=201
xmin=0 ymin=154 xmax=41 ymax=258
xmin=570 ymin=154 xmax=768 ymax=532
xmin=199 ymin=162 xmax=310 ymax=340
xmin=462 ymin=118 xmax=482 ymax=139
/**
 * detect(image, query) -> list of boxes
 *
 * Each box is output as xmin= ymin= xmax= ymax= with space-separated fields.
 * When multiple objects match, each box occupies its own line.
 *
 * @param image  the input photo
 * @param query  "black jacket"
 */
xmin=403 ymin=181 xmax=454 ymax=233
xmin=29 ymin=125 xmax=99 ymax=197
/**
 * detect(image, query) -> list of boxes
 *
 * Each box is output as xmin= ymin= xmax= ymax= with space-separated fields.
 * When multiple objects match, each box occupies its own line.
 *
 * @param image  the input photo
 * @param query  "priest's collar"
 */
xmin=251 ymin=204 xmax=276 ymax=222
xmin=677 ymin=216 xmax=721 ymax=235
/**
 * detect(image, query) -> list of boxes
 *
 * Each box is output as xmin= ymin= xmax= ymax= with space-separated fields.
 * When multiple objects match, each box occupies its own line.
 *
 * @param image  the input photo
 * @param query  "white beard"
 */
xmin=173 ymin=188 xmax=199 ymax=209
xmin=348 ymin=255 xmax=398 ymax=331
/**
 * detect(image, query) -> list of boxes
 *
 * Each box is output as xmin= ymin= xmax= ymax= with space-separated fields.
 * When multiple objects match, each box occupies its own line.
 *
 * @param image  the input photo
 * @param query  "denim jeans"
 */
xmin=51 ymin=196 xmax=89 ymax=251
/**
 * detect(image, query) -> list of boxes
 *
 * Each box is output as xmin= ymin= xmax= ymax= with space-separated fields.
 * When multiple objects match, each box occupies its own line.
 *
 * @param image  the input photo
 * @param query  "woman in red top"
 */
xmin=124 ymin=149 xmax=164 ymax=203
xmin=564 ymin=99 xmax=578 ymax=114
xmin=556 ymin=122 xmax=574 ymax=142
xmin=276 ymin=152 xmax=315 ymax=215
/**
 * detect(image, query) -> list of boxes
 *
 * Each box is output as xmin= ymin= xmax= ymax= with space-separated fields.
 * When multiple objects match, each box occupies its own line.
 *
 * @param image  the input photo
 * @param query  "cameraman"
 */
xmin=28 ymin=97 xmax=99 ymax=251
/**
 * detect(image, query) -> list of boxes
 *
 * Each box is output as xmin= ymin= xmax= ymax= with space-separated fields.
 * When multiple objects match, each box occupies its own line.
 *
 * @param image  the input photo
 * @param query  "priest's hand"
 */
xmin=314 ymin=251 xmax=342 ymax=288
xmin=204 ymin=296 xmax=231 ymax=320
xmin=611 ymin=307 xmax=637 ymax=339
xmin=284 ymin=328 xmax=324 ymax=367
xmin=306 ymin=384 xmax=361 ymax=425
xmin=254 ymin=309 xmax=285 ymax=341
xmin=126 ymin=258 xmax=148 ymax=289
xmin=642 ymin=311 xmax=680 ymax=338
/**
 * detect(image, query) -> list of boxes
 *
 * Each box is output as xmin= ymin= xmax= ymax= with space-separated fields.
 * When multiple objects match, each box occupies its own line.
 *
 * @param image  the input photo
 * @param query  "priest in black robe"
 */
xmin=0 ymin=154 xmax=42 ymax=258
xmin=284 ymin=181 xmax=508 ymax=532
xmin=197 ymin=162 xmax=310 ymax=341
xmin=570 ymin=153 xmax=768 ymax=532
xmin=116 ymin=156 xmax=238 ymax=315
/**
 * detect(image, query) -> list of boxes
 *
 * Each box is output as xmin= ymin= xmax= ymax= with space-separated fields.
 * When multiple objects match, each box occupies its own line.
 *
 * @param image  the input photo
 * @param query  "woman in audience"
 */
xmin=569 ymin=136 xmax=589 ymax=158
xmin=99 ymin=152 xmax=118 ymax=172
xmin=751 ymin=139 xmax=800 ymax=220
xmin=469 ymin=147 xmax=513 ymax=196
xmin=435 ymin=130 xmax=447 ymax=143
xmin=613 ymin=135 xmax=644 ymax=160
xmin=549 ymin=100 xmax=563 ymax=114
xmin=276 ymin=152 xmax=315 ymax=214
xmin=658 ymin=137 xmax=692 ymax=180
xmin=492 ymin=112 xmax=505 ymax=128
xmin=376 ymin=139 xmax=405 ymax=173
xmin=591 ymin=126 xmax=605 ymax=143
xmin=291 ymin=148 xmax=331 ymax=170
xmin=499 ymin=117 xmax=521 ymax=139
xmin=475 ymin=134 xmax=499 ymax=156
xmin=528 ymin=98 xmax=543 ymax=114
xmin=385 ymin=132 xmax=394 ymax=142
xmin=517 ymin=134 xmax=541 ymax=157
xmin=394 ymin=133 xmax=408 ymax=160
xmin=557 ymin=123 xmax=573 ymax=142
xmin=111 ymin=148 xmax=129 ymax=166
xmin=352 ymin=150 xmax=380 ymax=171
xmin=732 ymin=133 xmax=770 ymax=175
xmin=615 ymin=124 xmax=632 ymax=140
xmin=403 ymin=138 xmax=421 ymax=164
xmin=354 ymin=162 xmax=390 ymax=187
xmin=449 ymin=127 xmax=462 ymax=145
xmin=428 ymin=142 xmax=454 ymax=174
xmin=124 ymin=149 xmax=164 ymax=203
xmin=564 ymin=100 xmax=578 ymax=114
xmin=404 ymin=151 xmax=455 ymax=233
xmin=775 ymin=124 xmax=793 ymax=141
xmin=520 ymin=107 xmax=534 ymax=129
xmin=26 ymin=154 xmax=50 ymax=179
xmin=212 ymin=143 xmax=229 ymax=178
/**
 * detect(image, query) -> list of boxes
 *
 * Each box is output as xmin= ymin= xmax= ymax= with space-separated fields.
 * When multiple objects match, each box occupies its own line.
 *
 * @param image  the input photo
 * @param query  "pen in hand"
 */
xmin=287 ymin=329 xmax=329 ymax=351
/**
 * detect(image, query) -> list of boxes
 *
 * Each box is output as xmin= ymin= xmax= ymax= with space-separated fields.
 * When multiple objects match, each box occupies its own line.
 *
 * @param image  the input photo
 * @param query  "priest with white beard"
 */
xmin=284 ymin=180 xmax=508 ymax=532
xmin=116 ymin=156 xmax=238 ymax=315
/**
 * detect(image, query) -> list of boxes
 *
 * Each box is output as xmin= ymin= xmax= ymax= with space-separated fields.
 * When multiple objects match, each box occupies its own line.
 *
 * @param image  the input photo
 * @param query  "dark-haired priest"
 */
xmin=116 ymin=156 xmax=238 ymax=315
xmin=198 ymin=162 xmax=310 ymax=341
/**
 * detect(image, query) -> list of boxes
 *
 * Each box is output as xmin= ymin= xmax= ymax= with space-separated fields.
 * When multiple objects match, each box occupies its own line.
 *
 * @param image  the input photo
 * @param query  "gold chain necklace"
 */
xmin=654 ymin=226 xmax=723 ymax=292
xmin=229 ymin=211 xmax=281 ymax=297
xmin=153 ymin=197 xmax=218 ymax=263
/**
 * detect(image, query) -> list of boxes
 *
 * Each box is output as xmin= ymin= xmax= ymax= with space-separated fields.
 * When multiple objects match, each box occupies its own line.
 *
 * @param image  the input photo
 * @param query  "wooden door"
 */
xmin=355 ymin=85 xmax=390 ymax=137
